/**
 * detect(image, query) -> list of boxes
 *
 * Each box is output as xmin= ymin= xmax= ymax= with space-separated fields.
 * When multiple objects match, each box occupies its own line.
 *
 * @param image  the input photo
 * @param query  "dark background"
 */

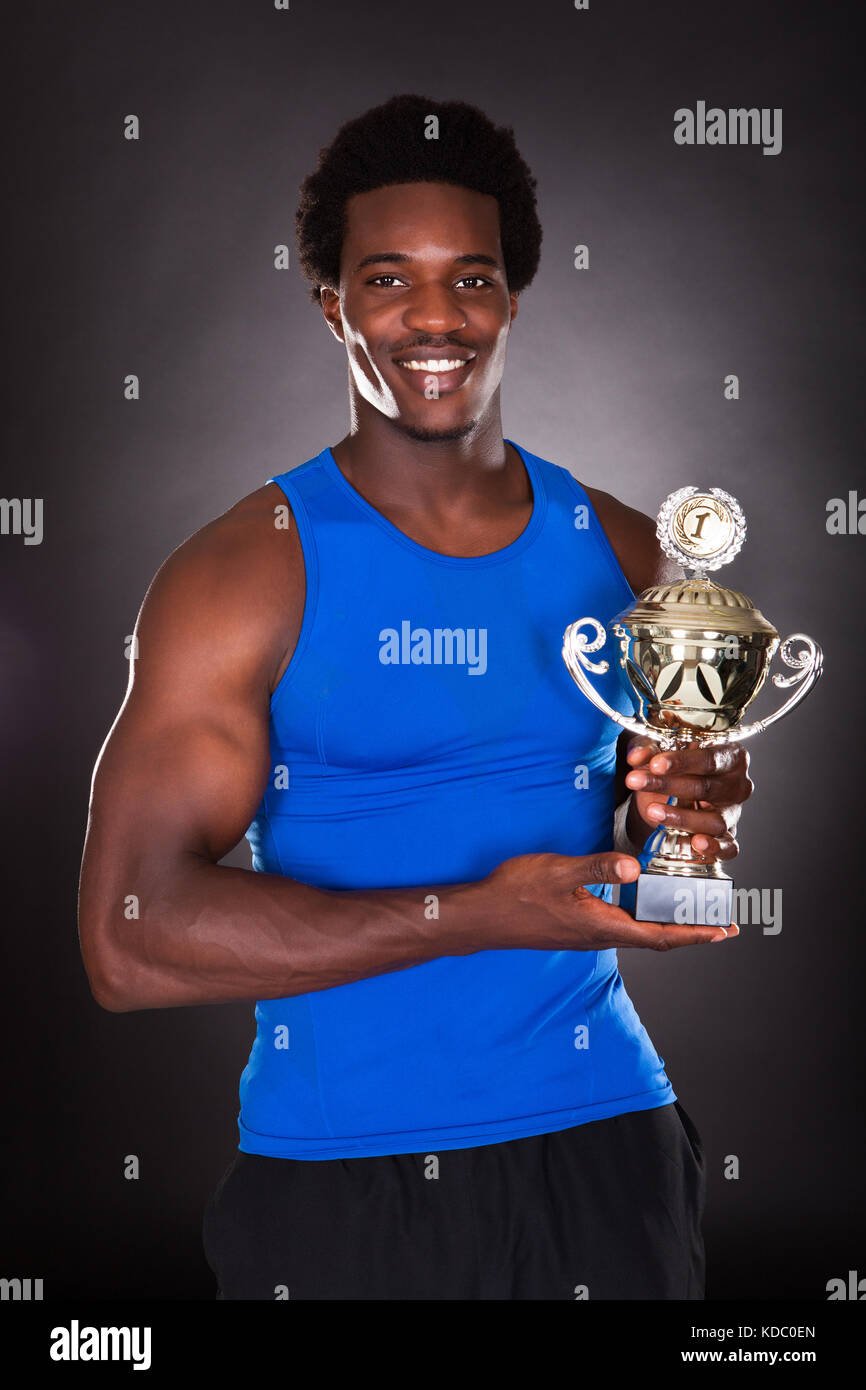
xmin=2 ymin=0 xmax=863 ymax=1299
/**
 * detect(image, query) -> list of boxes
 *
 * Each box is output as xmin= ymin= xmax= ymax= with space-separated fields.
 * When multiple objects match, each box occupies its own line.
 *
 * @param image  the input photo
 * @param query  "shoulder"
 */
xmin=583 ymin=483 xmax=683 ymax=595
xmin=134 ymin=480 xmax=304 ymax=695
xmin=145 ymin=481 xmax=302 ymax=613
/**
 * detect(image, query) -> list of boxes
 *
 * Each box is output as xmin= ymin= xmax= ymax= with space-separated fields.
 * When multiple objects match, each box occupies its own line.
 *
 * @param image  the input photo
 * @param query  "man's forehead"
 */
xmin=343 ymin=182 xmax=501 ymax=247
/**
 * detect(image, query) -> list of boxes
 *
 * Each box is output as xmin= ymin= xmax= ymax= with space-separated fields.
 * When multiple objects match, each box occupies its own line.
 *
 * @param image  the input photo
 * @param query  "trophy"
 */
xmin=562 ymin=487 xmax=823 ymax=925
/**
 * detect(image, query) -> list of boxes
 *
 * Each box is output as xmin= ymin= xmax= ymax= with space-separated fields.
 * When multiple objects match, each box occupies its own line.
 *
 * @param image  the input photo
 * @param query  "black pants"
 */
xmin=202 ymin=1099 xmax=706 ymax=1300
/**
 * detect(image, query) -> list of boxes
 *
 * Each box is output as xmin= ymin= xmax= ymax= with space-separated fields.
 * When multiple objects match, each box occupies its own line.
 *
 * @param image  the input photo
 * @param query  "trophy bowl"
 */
xmin=613 ymin=575 xmax=779 ymax=738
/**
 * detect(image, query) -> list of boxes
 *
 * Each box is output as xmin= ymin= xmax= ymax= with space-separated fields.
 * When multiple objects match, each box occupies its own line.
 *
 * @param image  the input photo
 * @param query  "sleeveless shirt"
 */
xmin=237 ymin=440 xmax=675 ymax=1158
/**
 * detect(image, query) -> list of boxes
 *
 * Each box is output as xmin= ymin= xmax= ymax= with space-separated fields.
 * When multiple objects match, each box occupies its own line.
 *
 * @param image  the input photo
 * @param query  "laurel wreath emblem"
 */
xmin=656 ymin=486 xmax=746 ymax=572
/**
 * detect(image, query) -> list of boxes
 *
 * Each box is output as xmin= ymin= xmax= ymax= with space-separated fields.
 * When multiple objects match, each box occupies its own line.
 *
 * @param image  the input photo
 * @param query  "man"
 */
xmin=78 ymin=93 xmax=750 ymax=1301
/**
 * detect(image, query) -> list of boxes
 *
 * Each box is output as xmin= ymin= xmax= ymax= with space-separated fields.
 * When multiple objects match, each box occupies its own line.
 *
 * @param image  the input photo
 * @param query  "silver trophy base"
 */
xmin=619 ymin=871 xmax=733 ymax=925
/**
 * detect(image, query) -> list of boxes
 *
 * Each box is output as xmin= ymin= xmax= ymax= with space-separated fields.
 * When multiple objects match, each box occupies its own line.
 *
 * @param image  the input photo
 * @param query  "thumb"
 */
xmin=574 ymin=852 xmax=641 ymax=887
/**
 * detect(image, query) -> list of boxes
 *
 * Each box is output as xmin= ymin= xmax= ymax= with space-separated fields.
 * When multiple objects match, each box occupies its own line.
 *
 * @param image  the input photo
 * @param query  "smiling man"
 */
xmin=78 ymin=94 xmax=751 ymax=1301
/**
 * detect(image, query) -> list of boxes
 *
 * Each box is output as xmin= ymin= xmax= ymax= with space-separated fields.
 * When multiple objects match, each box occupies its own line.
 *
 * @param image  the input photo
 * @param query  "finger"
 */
xmin=616 ymin=916 xmax=741 ymax=950
xmin=642 ymin=803 xmax=728 ymax=837
xmin=580 ymin=900 xmax=740 ymax=950
xmin=628 ymin=771 xmax=740 ymax=803
xmin=643 ymin=744 xmax=744 ymax=779
xmin=689 ymin=801 xmax=742 ymax=833
xmin=691 ymin=833 xmax=739 ymax=862
xmin=573 ymin=887 xmax=744 ymax=943
xmin=627 ymin=768 xmax=749 ymax=807
xmin=625 ymin=738 xmax=662 ymax=767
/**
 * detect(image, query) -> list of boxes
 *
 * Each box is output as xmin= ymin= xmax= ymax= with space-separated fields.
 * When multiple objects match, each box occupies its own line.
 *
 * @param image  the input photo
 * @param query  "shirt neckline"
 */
xmin=320 ymin=438 xmax=547 ymax=568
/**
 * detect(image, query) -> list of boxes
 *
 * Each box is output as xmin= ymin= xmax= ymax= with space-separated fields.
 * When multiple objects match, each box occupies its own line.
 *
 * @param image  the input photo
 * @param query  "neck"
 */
xmin=329 ymin=394 xmax=525 ymax=519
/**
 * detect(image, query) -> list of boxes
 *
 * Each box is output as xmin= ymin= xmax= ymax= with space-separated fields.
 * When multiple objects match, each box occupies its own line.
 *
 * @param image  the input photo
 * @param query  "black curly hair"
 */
xmin=295 ymin=93 xmax=542 ymax=306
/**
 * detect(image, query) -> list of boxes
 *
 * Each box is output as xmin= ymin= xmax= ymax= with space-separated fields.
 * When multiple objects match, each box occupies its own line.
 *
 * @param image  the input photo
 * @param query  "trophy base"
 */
xmin=620 ymin=871 xmax=733 ymax=925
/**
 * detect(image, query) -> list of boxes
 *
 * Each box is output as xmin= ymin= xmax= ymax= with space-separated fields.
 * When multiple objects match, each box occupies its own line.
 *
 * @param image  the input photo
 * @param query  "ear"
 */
xmin=320 ymin=286 xmax=345 ymax=344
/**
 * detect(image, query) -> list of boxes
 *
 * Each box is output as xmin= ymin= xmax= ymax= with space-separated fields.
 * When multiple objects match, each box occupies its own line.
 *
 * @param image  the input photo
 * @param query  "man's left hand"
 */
xmin=623 ymin=736 xmax=754 ymax=862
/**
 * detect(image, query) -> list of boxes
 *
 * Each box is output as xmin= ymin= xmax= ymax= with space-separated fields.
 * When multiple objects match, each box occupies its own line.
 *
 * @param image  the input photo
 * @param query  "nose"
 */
xmin=401 ymin=280 xmax=467 ymax=336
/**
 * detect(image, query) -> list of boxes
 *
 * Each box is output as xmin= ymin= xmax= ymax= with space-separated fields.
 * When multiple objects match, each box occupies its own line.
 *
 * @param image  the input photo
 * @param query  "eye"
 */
xmin=366 ymin=274 xmax=493 ymax=289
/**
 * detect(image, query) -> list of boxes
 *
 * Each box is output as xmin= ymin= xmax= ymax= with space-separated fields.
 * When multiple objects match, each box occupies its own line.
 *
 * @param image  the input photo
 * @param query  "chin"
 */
xmin=400 ymin=419 xmax=478 ymax=443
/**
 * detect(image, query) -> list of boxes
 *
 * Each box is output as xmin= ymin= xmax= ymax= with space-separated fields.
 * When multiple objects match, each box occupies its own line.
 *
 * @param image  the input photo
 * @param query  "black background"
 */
xmin=2 ymin=0 xmax=863 ymax=1300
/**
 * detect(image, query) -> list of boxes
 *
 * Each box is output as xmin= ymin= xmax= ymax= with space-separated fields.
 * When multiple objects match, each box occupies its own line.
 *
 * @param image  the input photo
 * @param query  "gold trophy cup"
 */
xmin=562 ymin=487 xmax=823 ymax=925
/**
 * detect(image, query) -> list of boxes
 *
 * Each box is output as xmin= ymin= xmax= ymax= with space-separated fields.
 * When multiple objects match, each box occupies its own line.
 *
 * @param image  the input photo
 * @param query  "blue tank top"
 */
xmin=238 ymin=440 xmax=675 ymax=1159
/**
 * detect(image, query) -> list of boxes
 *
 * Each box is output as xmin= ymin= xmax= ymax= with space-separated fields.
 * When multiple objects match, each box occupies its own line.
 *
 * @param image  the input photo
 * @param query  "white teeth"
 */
xmin=397 ymin=359 xmax=469 ymax=372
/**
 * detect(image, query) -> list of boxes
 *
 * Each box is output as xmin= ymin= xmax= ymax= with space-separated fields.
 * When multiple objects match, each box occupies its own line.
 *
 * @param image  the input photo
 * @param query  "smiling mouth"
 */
xmin=395 ymin=357 xmax=475 ymax=373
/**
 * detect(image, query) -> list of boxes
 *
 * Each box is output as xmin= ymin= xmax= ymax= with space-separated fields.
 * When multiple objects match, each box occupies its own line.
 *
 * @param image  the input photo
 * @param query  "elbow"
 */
xmin=83 ymin=937 xmax=168 ymax=1014
xmin=94 ymin=988 xmax=130 ymax=1014
xmin=78 ymin=843 xmax=152 ymax=1013
xmin=79 ymin=928 xmax=137 ymax=1013
xmin=85 ymin=956 xmax=133 ymax=1013
xmin=92 ymin=977 xmax=133 ymax=1013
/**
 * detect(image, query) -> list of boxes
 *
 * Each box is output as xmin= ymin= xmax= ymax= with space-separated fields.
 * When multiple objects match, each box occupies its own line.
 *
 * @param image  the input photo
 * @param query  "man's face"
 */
xmin=321 ymin=181 xmax=518 ymax=441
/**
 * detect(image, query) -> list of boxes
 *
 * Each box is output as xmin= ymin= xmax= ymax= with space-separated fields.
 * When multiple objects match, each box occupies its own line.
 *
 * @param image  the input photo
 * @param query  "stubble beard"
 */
xmin=400 ymin=418 xmax=478 ymax=443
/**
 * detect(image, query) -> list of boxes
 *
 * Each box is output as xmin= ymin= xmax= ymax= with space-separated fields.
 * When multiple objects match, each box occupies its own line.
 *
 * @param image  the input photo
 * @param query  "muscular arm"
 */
xmin=77 ymin=490 xmax=489 ymax=1013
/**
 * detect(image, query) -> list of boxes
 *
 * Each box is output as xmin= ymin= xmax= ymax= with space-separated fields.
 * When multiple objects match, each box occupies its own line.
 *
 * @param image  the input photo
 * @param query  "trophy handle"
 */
xmin=562 ymin=618 xmax=648 ymax=741
xmin=720 ymin=633 xmax=824 ymax=744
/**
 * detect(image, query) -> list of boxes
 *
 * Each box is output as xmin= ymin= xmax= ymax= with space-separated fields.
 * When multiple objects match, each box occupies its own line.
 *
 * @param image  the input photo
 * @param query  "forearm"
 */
xmin=87 ymin=850 xmax=495 ymax=1012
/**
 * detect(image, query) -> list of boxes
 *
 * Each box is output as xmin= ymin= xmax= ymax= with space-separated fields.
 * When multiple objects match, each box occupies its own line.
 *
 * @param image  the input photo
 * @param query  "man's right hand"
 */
xmin=482 ymin=851 xmax=739 ymax=952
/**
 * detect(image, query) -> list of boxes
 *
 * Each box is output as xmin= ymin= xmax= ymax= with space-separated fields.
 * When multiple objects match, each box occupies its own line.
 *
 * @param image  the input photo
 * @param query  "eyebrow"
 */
xmin=354 ymin=252 xmax=502 ymax=272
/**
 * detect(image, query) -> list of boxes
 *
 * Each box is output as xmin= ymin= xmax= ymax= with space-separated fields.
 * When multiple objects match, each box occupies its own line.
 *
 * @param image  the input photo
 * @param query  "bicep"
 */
xmin=82 ymin=533 xmax=279 ymax=898
xmin=88 ymin=692 xmax=271 ymax=867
